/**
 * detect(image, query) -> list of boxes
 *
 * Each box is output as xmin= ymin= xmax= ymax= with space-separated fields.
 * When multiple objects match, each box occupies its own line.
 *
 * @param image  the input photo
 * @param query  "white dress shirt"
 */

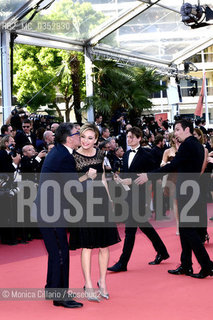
xmin=128 ymin=145 xmax=140 ymax=168
xmin=64 ymin=145 xmax=73 ymax=154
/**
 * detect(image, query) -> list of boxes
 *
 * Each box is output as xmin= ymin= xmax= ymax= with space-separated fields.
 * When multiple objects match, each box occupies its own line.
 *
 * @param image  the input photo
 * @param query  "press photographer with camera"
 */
xmin=5 ymin=105 xmax=28 ymax=131
xmin=0 ymin=135 xmax=21 ymax=174
xmin=0 ymin=135 xmax=21 ymax=245
xmin=20 ymin=144 xmax=46 ymax=180
xmin=19 ymin=144 xmax=47 ymax=241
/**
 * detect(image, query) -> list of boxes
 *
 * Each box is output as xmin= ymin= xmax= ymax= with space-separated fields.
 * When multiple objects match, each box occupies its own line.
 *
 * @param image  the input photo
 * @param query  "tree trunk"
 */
xmin=63 ymin=84 xmax=73 ymax=122
xmin=54 ymin=102 xmax=63 ymax=120
xmin=70 ymin=54 xmax=82 ymax=124
xmin=65 ymin=100 xmax=70 ymax=122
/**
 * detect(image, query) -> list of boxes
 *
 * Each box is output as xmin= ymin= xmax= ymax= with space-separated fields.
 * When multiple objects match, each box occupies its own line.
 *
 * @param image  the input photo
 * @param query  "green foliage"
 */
xmin=56 ymin=50 xmax=85 ymax=101
xmin=12 ymin=0 xmax=105 ymax=119
xmin=13 ymin=43 xmax=86 ymax=118
xmin=40 ymin=0 xmax=106 ymax=39
xmin=84 ymin=59 xmax=166 ymax=121
xmin=13 ymin=44 xmax=59 ymax=112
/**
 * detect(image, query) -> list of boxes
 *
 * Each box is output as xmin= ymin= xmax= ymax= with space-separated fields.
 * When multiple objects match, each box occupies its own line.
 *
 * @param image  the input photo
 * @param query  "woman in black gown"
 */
xmin=69 ymin=123 xmax=120 ymax=301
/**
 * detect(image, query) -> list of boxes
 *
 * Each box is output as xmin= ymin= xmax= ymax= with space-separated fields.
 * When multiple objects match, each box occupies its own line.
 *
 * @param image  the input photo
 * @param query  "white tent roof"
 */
xmin=1 ymin=0 xmax=213 ymax=70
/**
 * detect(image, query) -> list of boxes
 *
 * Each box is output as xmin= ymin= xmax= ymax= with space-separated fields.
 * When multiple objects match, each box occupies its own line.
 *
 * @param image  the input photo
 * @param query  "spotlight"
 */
xmin=184 ymin=61 xmax=198 ymax=73
xmin=180 ymin=2 xmax=213 ymax=28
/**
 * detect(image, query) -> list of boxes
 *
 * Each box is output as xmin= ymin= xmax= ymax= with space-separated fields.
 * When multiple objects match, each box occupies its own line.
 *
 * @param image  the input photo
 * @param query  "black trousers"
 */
xmin=180 ymin=227 xmax=212 ymax=270
xmin=40 ymin=228 xmax=69 ymax=289
xmin=119 ymin=222 xmax=168 ymax=266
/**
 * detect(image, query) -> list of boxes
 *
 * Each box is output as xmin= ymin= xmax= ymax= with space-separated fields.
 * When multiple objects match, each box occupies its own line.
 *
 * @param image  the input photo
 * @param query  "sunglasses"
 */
xmin=23 ymin=126 xmax=30 ymax=128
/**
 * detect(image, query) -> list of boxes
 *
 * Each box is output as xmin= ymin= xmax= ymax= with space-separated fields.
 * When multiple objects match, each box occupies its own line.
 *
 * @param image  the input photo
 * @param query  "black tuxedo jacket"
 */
xmin=0 ymin=150 xmax=15 ymax=173
xmin=15 ymin=130 xmax=37 ymax=150
xmin=120 ymin=147 xmax=155 ymax=224
xmin=20 ymin=156 xmax=43 ymax=173
xmin=148 ymin=136 xmax=205 ymax=227
xmin=123 ymin=147 xmax=155 ymax=175
xmin=117 ymin=132 xmax=127 ymax=152
xmin=150 ymin=146 xmax=164 ymax=169
xmin=149 ymin=136 xmax=204 ymax=175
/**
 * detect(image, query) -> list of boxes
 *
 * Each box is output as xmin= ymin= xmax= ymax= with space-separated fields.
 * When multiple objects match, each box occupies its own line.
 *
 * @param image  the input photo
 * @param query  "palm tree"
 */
xmin=84 ymin=60 xmax=166 ymax=125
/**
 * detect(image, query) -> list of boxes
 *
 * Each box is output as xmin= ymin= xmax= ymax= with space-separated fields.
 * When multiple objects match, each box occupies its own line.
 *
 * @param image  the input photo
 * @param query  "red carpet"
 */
xmin=1 ymin=211 xmax=213 ymax=320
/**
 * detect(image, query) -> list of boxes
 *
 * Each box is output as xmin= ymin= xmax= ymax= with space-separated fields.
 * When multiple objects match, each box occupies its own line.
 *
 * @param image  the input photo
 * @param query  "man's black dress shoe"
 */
xmin=168 ymin=265 xmax=193 ymax=276
xmin=149 ymin=253 xmax=170 ymax=265
xmin=107 ymin=261 xmax=127 ymax=272
xmin=53 ymin=300 xmax=83 ymax=308
xmin=190 ymin=267 xmax=213 ymax=279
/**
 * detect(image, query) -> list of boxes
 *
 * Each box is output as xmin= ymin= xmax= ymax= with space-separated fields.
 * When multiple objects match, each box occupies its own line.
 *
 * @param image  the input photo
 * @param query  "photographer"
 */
xmin=0 ymin=136 xmax=21 ymax=245
xmin=20 ymin=144 xmax=46 ymax=179
xmin=19 ymin=145 xmax=46 ymax=241
xmin=6 ymin=106 xmax=27 ymax=131
xmin=0 ymin=135 xmax=21 ymax=174
xmin=31 ymin=114 xmax=55 ymax=132
xmin=111 ymin=108 xmax=127 ymax=136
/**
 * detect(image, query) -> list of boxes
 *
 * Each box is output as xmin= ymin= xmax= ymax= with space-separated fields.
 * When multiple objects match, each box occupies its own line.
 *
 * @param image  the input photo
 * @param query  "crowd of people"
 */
xmin=0 ymin=108 xmax=213 ymax=308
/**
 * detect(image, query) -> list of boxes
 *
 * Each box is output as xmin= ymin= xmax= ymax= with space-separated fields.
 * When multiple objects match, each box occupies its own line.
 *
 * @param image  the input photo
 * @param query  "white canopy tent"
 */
xmin=1 ymin=0 xmax=213 ymax=122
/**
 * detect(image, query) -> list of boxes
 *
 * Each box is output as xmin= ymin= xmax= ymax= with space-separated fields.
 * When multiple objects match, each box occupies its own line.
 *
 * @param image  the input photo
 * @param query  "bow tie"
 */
xmin=130 ymin=147 xmax=139 ymax=153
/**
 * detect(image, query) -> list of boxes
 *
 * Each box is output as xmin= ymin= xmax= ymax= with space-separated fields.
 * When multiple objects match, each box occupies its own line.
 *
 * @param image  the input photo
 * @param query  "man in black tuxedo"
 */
xmin=15 ymin=119 xmax=37 ymax=151
xmin=94 ymin=113 xmax=103 ymax=134
xmin=20 ymin=145 xmax=46 ymax=177
xmin=136 ymin=120 xmax=213 ymax=279
xmin=36 ymin=123 xmax=83 ymax=308
xmin=108 ymin=127 xmax=169 ymax=272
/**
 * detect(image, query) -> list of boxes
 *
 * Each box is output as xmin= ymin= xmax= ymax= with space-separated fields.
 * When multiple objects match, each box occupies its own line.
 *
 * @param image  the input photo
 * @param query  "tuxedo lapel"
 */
xmin=123 ymin=150 xmax=130 ymax=172
xmin=128 ymin=147 xmax=142 ymax=171
xmin=129 ymin=151 xmax=138 ymax=170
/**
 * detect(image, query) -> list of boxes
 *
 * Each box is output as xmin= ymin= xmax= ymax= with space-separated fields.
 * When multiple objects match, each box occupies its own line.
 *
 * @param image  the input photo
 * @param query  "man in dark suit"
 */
xmin=94 ymin=113 xmax=103 ymax=134
xmin=98 ymin=127 xmax=110 ymax=143
xmin=15 ymin=119 xmax=37 ymax=151
xmin=0 ymin=135 xmax=21 ymax=173
xmin=135 ymin=120 xmax=213 ymax=278
xmin=108 ymin=127 xmax=169 ymax=272
xmin=36 ymin=123 xmax=83 ymax=308
xmin=20 ymin=144 xmax=46 ymax=177
xmin=0 ymin=135 xmax=21 ymax=245
xmin=151 ymin=134 xmax=165 ymax=168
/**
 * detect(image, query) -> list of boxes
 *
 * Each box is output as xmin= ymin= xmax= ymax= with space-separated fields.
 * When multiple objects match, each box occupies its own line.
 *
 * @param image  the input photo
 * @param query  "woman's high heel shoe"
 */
xmin=97 ymin=282 xmax=109 ymax=300
xmin=83 ymin=286 xmax=100 ymax=302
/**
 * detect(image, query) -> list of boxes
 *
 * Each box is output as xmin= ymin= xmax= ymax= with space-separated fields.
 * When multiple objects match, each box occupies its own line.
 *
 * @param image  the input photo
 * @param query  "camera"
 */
xmin=8 ymin=144 xmax=17 ymax=157
xmin=11 ymin=105 xmax=26 ymax=116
